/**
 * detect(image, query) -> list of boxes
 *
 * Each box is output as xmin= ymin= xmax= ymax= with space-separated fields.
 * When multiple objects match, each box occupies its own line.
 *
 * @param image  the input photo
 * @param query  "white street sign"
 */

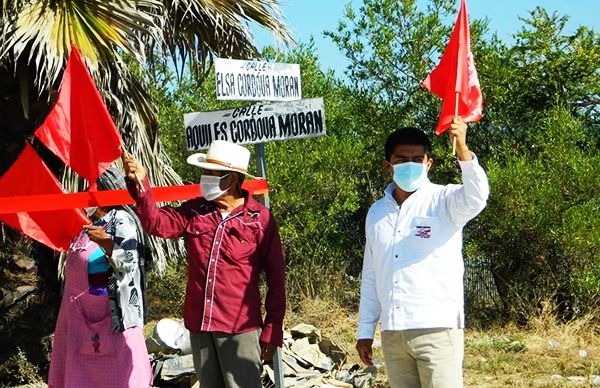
xmin=215 ymin=57 xmax=301 ymax=101
xmin=184 ymin=98 xmax=325 ymax=150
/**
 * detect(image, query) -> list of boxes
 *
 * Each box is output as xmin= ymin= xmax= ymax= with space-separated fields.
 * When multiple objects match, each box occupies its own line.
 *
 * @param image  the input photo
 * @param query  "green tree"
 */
xmin=469 ymin=9 xmax=600 ymax=320
xmin=476 ymin=108 xmax=600 ymax=320
xmin=328 ymin=0 xmax=600 ymax=322
xmin=326 ymin=0 xmax=492 ymax=183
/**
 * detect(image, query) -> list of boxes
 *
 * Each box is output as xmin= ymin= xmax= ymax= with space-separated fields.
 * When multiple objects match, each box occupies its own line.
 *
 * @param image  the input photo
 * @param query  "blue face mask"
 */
xmin=392 ymin=162 xmax=427 ymax=192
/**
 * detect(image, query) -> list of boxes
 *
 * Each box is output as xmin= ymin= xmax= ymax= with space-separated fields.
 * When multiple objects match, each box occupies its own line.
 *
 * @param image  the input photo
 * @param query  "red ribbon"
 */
xmin=0 ymin=179 xmax=268 ymax=214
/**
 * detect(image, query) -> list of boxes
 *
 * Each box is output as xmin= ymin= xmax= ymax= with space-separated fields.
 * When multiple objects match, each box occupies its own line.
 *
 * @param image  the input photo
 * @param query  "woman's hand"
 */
xmin=83 ymin=225 xmax=114 ymax=256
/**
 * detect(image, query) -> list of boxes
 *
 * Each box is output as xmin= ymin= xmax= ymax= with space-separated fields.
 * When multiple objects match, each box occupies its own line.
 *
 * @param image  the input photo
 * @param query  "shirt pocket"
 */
xmin=184 ymin=220 xmax=215 ymax=252
xmin=74 ymin=294 xmax=115 ymax=357
xmin=225 ymin=225 xmax=259 ymax=262
xmin=405 ymin=216 xmax=441 ymax=257
xmin=184 ymin=220 xmax=213 ymax=237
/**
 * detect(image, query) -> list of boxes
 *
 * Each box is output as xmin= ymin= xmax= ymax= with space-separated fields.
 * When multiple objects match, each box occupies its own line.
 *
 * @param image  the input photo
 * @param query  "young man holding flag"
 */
xmin=356 ymin=1 xmax=487 ymax=385
xmin=356 ymin=119 xmax=489 ymax=387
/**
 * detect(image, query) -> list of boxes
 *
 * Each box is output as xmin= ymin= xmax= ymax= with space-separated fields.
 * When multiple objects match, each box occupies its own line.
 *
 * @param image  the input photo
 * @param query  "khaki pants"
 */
xmin=381 ymin=328 xmax=464 ymax=388
xmin=189 ymin=330 xmax=262 ymax=388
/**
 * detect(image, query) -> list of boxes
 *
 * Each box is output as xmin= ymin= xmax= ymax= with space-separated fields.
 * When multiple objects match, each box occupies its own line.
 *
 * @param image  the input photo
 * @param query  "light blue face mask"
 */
xmin=392 ymin=162 xmax=427 ymax=192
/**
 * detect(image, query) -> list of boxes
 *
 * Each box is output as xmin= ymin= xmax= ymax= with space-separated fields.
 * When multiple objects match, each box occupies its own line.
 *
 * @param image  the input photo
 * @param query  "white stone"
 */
xmin=566 ymin=376 xmax=586 ymax=384
xmin=547 ymin=339 xmax=560 ymax=349
xmin=291 ymin=323 xmax=322 ymax=343
xmin=290 ymin=337 xmax=333 ymax=371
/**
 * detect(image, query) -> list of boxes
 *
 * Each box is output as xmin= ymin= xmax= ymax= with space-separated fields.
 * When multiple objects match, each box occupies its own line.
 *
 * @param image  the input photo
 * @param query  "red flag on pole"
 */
xmin=421 ymin=0 xmax=482 ymax=135
xmin=35 ymin=45 xmax=122 ymax=190
xmin=0 ymin=144 xmax=90 ymax=251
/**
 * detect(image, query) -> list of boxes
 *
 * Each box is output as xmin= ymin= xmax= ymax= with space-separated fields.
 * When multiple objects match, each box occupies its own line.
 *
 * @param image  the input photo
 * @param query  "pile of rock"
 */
xmin=148 ymin=321 xmax=377 ymax=388
xmin=262 ymin=323 xmax=376 ymax=388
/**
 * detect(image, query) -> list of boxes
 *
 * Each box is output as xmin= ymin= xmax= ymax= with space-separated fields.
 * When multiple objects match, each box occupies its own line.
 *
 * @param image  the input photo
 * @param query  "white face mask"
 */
xmin=200 ymin=173 xmax=231 ymax=201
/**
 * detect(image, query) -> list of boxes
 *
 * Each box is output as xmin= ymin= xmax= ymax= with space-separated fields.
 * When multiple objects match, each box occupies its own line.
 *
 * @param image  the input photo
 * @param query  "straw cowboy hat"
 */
xmin=186 ymin=140 xmax=255 ymax=178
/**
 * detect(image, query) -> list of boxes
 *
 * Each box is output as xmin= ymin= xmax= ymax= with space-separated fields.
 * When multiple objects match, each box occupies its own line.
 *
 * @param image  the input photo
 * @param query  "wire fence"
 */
xmin=465 ymin=256 xmax=501 ymax=307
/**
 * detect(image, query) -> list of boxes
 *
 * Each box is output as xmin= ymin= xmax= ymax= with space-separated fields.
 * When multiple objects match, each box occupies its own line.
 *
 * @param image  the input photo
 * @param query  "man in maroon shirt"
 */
xmin=122 ymin=140 xmax=286 ymax=388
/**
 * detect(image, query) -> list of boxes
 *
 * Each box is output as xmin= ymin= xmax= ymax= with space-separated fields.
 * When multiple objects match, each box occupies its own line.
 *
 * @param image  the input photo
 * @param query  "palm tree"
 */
xmin=0 ymin=0 xmax=291 ymax=266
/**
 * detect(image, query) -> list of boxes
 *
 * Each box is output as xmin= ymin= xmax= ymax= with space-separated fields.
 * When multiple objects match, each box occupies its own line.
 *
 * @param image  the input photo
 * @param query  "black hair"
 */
xmin=236 ymin=172 xmax=246 ymax=185
xmin=384 ymin=127 xmax=432 ymax=161
xmin=233 ymin=172 xmax=246 ymax=194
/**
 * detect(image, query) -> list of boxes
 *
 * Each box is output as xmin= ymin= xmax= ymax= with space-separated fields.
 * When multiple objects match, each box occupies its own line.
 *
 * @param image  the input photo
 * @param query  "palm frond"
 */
xmin=0 ymin=0 xmax=292 ymax=270
xmin=157 ymin=0 xmax=293 ymax=76
xmin=2 ymin=0 xmax=161 ymax=92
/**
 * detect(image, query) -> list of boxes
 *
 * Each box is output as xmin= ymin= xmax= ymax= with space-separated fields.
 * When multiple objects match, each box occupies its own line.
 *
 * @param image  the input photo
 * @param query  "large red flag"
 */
xmin=35 ymin=45 xmax=122 ymax=189
xmin=0 ymin=144 xmax=90 ymax=251
xmin=421 ymin=0 xmax=482 ymax=135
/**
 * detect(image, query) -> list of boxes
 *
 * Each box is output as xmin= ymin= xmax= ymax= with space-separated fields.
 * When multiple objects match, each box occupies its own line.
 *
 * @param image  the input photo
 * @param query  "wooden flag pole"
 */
xmin=121 ymin=142 xmax=145 ymax=192
xmin=453 ymin=92 xmax=459 ymax=155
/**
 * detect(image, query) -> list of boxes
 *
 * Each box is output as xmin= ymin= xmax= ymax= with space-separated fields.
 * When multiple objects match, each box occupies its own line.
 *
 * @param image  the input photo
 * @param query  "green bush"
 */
xmin=146 ymin=260 xmax=187 ymax=321
xmin=0 ymin=348 xmax=42 ymax=386
xmin=473 ymin=108 xmax=600 ymax=319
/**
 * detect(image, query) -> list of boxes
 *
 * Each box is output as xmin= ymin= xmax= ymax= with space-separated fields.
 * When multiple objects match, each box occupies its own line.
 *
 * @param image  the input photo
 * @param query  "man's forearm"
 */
xmin=456 ymin=143 xmax=472 ymax=161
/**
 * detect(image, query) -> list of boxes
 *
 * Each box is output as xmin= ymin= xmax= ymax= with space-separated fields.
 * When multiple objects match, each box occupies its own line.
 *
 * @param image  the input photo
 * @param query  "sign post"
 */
xmin=253 ymin=142 xmax=269 ymax=208
xmin=214 ymin=57 xmax=301 ymax=102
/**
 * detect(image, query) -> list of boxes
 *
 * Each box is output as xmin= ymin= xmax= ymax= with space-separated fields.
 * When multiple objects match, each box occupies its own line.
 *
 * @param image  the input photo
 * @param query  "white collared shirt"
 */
xmin=357 ymin=154 xmax=489 ymax=339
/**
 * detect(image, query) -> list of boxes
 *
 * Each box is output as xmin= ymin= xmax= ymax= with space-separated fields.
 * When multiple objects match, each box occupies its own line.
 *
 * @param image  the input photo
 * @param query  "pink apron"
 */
xmin=48 ymin=231 xmax=152 ymax=388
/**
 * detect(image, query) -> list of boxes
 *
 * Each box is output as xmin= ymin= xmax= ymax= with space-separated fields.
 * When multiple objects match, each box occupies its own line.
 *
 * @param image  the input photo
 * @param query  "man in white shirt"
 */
xmin=356 ymin=118 xmax=489 ymax=388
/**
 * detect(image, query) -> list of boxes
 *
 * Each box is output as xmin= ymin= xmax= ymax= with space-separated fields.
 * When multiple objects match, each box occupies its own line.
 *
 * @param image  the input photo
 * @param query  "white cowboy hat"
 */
xmin=186 ymin=140 xmax=255 ymax=178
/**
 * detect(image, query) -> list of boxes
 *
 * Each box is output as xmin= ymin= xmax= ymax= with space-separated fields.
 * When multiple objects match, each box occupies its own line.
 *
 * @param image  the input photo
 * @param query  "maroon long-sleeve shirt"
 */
xmin=127 ymin=178 xmax=286 ymax=346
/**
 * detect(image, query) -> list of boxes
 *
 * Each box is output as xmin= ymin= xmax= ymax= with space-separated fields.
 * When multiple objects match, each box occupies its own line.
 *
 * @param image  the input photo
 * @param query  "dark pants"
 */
xmin=190 ymin=329 xmax=262 ymax=388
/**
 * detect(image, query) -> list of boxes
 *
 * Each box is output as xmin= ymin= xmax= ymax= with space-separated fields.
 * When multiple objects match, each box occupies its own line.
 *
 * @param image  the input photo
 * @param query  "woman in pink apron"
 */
xmin=48 ymin=168 xmax=152 ymax=388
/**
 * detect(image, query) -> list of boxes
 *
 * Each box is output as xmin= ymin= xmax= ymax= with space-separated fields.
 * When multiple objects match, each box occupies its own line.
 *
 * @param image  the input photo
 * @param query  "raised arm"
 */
xmin=122 ymin=153 xmax=189 ymax=239
xmin=445 ymin=117 xmax=490 ymax=226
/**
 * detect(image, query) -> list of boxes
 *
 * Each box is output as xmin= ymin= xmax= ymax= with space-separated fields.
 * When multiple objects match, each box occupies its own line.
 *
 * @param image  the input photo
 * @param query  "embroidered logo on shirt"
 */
xmin=246 ymin=211 xmax=260 ymax=219
xmin=415 ymin=226 xmax=431 ymax=239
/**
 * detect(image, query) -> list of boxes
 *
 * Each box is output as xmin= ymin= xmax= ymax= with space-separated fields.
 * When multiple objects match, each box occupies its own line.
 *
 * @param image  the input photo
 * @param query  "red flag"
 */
xmin=421 ymin=0 xmax=482 ymax=135
xmin=0 ymin=144 xmax=90 ymax=251
xmin=35 ymin=45 xmax=122 ymax=189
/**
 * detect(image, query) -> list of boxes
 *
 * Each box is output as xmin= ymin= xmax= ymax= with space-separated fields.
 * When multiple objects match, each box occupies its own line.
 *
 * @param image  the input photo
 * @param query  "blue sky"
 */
xmin=253 ymin=0 xmax=600 ymax=76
